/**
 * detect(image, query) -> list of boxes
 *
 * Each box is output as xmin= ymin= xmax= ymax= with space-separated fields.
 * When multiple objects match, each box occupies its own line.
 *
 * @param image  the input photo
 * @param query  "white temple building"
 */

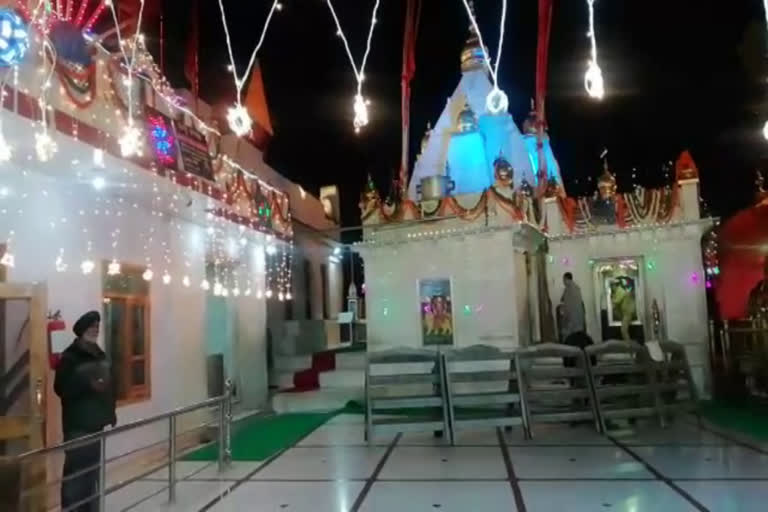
xmin=358 ymin=26 xmax=713 ymax=395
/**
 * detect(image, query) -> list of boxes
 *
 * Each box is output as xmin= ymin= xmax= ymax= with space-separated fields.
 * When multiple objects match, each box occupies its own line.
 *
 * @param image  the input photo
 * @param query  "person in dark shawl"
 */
xmin=54 ymin=311 xmax=116 ymax=512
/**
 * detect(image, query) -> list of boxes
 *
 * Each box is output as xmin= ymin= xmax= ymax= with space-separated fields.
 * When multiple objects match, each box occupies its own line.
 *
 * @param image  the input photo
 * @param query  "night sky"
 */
xmin=161 ymin=0 xmax=768 ymax=234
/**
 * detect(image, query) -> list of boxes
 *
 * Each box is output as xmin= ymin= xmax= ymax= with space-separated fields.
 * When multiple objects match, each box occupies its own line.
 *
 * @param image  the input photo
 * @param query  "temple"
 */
xmin=358 ymin=27 xmax=714 ymax=395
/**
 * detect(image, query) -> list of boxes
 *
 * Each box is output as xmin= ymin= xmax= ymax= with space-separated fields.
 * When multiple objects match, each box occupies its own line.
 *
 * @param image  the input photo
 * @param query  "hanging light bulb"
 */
xmin=35 ymin=131 xmax=57 ymax=162
xmin=256 ymin=289 xmax=264 ymax=299
xmin=265 ymin=289 xmax=273 ymax=299
xmin=107 ymin=259 xmax=121 ymax=275
xmin=55 ymin=250 xmax=67 ymax=272
xmin=226 ymin=103 xmax=252 ymax=137
xmin=213 ymin=281 xmax=223 ymax=296
xmin=485 ymin=86 xmax=509 ymax=115
xmin=352 ymin=93 xmax=369 ymax=133
xmin=162 ymin=271 xmax=172 ymax=285
xmin=142 ymin=268 xmax=154 ymax=281
xmin=0 ymin=250 xmax=14 ymax=268
xmin=182 ymin=275 xmax=191 ymax=287
xmin=201 ymin=279 xmax=211 ymax=291
xmin=119 ymin=122 xmax=143 ymax=157
xmin=80 ymin=259 xmax=95 ymax=275
xmin=232 ymin=287 xmax=240 ymax=297
xmin=0 ymin=125 xmax=12 ymax=162
xmin=93 ymin=148 xmax=105 ymax=168
xmin=584 ymin=60 xmax=604 ymax=100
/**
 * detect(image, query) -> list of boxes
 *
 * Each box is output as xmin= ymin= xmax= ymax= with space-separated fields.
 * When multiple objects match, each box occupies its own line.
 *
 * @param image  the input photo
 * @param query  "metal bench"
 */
xmin=585 ymin=341 xmax=661 ymax=433
xmin=515 ymin=343 xmax=600 ymax=438
xmin=365 ymin=348 xmax=451 ymax=445
xmin=652 ymin=341 xmax=699 ymax=425
xmin=441 ymin=345 xmax=525 ymax=444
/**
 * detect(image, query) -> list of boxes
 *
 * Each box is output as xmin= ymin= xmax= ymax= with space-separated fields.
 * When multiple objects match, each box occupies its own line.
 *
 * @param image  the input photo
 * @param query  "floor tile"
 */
xmin=105 ymin=480 xmax=166 ymax=511
xmin=508 ymin=446 xmax=651 ymax=479
xmin=677 ymin=480 xmax=768 ymax=512
xmin=208 ymin=481 xmax=364 ymax=511
xmin=359 ymin=481 xmax=516 ymax=511
xmin=143 ymin=460 xmax=212 ymax=480
xmin=379 ymin=446 xmax=507 ymax=480
xmin=615 ymin=422 xmax=728 ymax=446
xmin=186 ymin=461 xmax=262 ymax=480
xmin=128 ymin=480 xmax=234 ymax=511
xmin=521 ymin=481 xmax=697 ymax=511
xmin=400 ymin=428 xmax=499 ymax=446
xmin=631 ymin=445 xmax=768 ymax=479
xmin=251 ymin=446 xmax=385 ymax=480
xmin=299 ymin=424 xmax=389 ymax=446
xmin=505 ymin=424 xmax=610 ymax=445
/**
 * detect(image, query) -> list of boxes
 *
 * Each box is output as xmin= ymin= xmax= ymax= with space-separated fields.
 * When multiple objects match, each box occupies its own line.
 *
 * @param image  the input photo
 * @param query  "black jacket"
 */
xmin=54 ymin=340 xmax=117 ymax=434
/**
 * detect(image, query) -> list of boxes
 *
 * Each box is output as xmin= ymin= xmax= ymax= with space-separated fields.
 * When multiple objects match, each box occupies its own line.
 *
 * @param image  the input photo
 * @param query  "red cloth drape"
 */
xmin=399 ymin=0 xmax=422 ymax=198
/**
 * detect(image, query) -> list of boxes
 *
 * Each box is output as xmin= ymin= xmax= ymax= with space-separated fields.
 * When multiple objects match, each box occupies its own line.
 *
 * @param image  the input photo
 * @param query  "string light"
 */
xmin=460 ymin=0 xmax=509 ymax=114
xmin=325 ymin=0 xmax=381 ymax=132
xmin=108 ymin=0 xmax=147 ymax=157
xmin=584 ymin=0 xmax=604 ymax=100
xmin=162 ymin=271 xmax=171 ymax=285
xmin=107 ymin=259 xmax=121 ymax=275
xmin=55 ymin=248 xmax=67 ymax=272
xmin=182 ymin=275 xmax=191 ymax=287
xmin=201 ymin=278 xmax=210 ymax=291
xmin=217 ymin=0 xmax=281 ymax=136
xmin=35 ymin=36 xmax=58 ymax=162
xmin=80 ymin=259 xmax=95 ymax=274
xmin=142 ymin=268 xmax=154 ymax=281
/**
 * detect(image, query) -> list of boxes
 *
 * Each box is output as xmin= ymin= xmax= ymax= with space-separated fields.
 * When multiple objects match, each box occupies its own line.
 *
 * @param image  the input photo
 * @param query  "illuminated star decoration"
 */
xmin=0 ymin=9 xmax=29 ymax=68
xmin=35 ymin=131 xmax=57 ymax=162
xmin=584 ymin=0 xmax=605 ymax=100
xmin=460 ymin=0 xmax=509 ymax=115
xmin=325 ymin=0 xmax=381 ymax=133
xmin=108 ymin=0 xmax=147 ymax=157
xmin=217 ymin=0 xmax=282 ymax=136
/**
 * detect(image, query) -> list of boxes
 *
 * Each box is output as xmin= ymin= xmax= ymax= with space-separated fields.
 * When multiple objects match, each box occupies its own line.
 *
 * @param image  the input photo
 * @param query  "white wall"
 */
xmin=547 ymin=223 xmax=711 ymax=395
xmin=0 ymin=167 xmax=268 ymax=456
xmin=360 ymin=228 xmax=538 ymax=352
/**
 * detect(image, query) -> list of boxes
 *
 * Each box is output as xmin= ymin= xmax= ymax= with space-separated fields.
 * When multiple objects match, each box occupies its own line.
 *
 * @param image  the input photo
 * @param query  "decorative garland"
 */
xmin=56 ymin=60 xmax=97 ymax=108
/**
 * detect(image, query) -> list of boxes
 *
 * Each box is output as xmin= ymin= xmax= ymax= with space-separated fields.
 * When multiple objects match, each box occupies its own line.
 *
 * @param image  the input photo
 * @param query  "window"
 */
xmin=321 ymin=263 xmax=328 ymax=320
xmin=103 ymin=263 xmax=151 ymax=404
xmin=303 ymin=259 xmax=312 ymax=319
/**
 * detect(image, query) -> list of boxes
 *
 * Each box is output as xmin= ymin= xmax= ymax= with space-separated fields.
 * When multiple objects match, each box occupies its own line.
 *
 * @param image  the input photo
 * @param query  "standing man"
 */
xmin=560 ymin=272 xmax=586 ymax=342
xmin=54 ymin=311 xmax=116 ymax=512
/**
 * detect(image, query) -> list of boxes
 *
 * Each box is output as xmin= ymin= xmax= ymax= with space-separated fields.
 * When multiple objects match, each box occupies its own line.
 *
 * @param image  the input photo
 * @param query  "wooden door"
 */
xmin=0 ymin=283 xmax=48 ymax=511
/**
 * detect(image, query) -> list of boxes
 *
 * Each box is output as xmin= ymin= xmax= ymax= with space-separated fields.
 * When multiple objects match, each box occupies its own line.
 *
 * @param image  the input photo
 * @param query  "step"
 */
xmin=335 ymin=352 xmax=367 ymax=370
xmin=269 ymin=371 xmax=295 ymax=389
xmin=273 ymin=355 xmax=313 ymax=372
xmin=319 ymin=369 xmax=364 ymax=389
xmin=271 ymin=388 xmax=363 ymax=414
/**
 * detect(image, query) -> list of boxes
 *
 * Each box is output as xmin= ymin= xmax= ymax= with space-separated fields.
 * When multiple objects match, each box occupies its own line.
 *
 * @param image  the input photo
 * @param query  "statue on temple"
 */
xmin=492 ymin=152 xmax=514 ymax=189
xmin=456 ymin=101 xmax=477 ymax=133
xmin=359 ymin=173 xmax=381 ymax=218
xmin=747 ymin=256 xmax=768 ymax=322
xmin=592 ymin=158 xmax=618 ymax=225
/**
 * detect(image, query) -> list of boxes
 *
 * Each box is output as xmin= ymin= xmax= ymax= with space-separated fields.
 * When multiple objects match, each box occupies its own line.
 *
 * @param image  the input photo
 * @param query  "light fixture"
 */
xmin=80 ymin=259 xmax=95 ymax=274
xmin=226 ymin=104 xmax=252 ymax=137
xmin=265 ymin=289 xmax=273 ymax=298
xmin=256 ymin=289 xmax=264 ymax=299
xmin=201 ymin=279 xmax=211 ymax=291
xmin=107 ymin=259 xmax=121 ymax=275
xmin=118 ymin=123 xmax=143 ymax=157
xmin=34 ymin=131 xmax=57 ymax=162
xmin=232 ymin=287 xmax=240 ymax=297
xmin=182 ymin=275 xmax=191 ymax=287
xmin=142 ymin=268 xmax=154 ymax=281
xmin=285 ymin=291 xmax=292 ymax=300
xmin=93 ymin=148 xmax=105 ymax=168
xmin=266 ymin=244 xmax=277 ymax=255
xmin=92 ymin=176 xmax=106 ymax=190
xmin=162 ymin=272 xmax=171 ymax=285
xmin=0 ymin=250 xmax=14 ymax=267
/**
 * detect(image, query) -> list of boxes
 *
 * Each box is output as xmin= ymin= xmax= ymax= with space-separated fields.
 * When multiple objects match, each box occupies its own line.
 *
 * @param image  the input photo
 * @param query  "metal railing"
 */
xmin=712 ymin=319 xmax=768 ymax=400
xmin=13 ymin=380 xmax=233 ymax=512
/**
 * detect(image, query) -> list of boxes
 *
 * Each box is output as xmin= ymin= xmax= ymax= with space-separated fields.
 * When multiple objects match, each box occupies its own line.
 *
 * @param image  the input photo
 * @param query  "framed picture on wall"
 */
xmin=418 ymin=278 xmax=454 ymax=346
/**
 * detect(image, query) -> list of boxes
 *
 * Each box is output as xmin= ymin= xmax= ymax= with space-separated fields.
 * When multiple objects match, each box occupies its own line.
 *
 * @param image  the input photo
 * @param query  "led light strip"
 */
xmin=325 ymin=0 xmax=381 ymax=132
xmin=584 ymin=0 xmax=604 ymax=100
xmin=217 ymin=0 xmax=282 ymax=136
xmin=459 ymin=0 xmax=509 ymax=114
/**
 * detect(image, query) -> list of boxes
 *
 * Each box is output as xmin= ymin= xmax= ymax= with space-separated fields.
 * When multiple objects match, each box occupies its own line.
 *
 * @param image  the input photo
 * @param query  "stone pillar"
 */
xmin=543 ymin=197 xmax=563 ymax=236
xmin=678 ymin=179 xmax=701 ymax=221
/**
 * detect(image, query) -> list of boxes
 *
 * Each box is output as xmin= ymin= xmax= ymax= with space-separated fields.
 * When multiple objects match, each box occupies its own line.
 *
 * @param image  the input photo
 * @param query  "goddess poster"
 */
xmin=419 ymin=278 xmax=454 ymax=346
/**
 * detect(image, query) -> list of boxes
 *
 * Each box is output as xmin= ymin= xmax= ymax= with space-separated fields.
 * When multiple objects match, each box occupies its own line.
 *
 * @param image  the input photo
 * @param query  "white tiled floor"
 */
xmin=102 ymin=414 xmax=768 ymax=511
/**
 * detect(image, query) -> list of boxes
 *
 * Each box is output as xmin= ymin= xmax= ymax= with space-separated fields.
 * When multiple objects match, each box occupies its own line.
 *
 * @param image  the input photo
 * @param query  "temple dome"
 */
xmin=456 ymin=102 xmax=477 ymax=132
xmin=460 ymin=27 xmax=485 ymax=73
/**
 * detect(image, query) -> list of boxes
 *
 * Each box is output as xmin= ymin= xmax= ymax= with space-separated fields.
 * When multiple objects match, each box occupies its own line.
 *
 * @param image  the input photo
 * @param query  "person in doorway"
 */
xmin=54 ymin=311 xmax=116 ymax=512
xmin=560 ymin=272 xmax=586 ymax=340
xmin=611 ymin=277 xmax=637 ymax=342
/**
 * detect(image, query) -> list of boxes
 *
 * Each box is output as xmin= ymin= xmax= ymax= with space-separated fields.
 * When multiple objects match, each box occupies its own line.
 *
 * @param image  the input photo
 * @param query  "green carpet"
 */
xmin=184 ymin=412 xmax=335 ymax=461
xmin=699 ymin=400 xmax=768 ymax=441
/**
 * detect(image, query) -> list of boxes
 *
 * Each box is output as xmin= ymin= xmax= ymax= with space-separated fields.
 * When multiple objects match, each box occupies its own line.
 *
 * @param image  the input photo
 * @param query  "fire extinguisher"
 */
xmin=47 ymin=310 xmax=66 ymax=370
